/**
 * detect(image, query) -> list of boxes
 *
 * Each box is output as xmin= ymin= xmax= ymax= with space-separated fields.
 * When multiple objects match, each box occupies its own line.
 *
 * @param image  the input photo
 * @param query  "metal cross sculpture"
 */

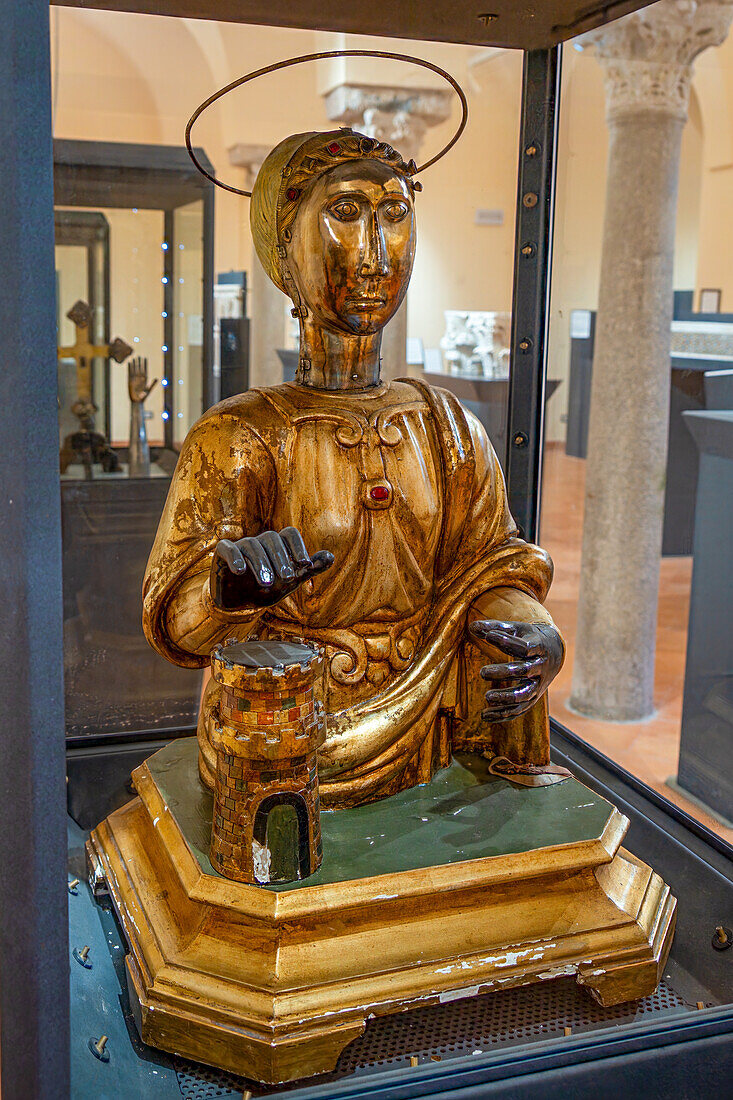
xmin=58 ymin=299 xmax=132 ymax=411
xmin=57 ymin=300 xmax=133 ymax=478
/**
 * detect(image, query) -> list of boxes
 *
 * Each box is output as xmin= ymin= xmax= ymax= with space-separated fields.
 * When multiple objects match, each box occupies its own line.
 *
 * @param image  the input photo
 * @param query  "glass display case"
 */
xmin=1 ymin=3 xmax=732 ymax=1099
xmin=54 ymin=140 xmax=215 ymax=809
xmin=55 ymin=139 xmax=216 ymax=453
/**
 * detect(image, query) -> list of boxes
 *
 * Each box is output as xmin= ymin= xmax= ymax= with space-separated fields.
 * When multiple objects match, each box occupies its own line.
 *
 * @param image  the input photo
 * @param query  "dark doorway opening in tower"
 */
xmin=253 ymin=792 xmax=311 ymax=884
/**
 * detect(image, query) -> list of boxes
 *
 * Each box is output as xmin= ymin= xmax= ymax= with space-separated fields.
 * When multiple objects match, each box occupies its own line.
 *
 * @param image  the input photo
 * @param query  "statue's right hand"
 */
xmin=128 ymin=356 xmax=157 ymax=403
xmin=210 ymin=527 xmax=334 ymax=610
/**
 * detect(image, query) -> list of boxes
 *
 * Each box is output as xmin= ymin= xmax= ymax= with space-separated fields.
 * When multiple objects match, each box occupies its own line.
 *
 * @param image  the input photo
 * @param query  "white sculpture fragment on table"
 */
xmin=440 ymin=310 xmax=511 ymax=378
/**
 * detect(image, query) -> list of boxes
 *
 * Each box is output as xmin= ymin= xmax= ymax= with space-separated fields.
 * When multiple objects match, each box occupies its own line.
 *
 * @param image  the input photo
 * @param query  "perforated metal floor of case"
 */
xmin=173 ymin=977 xmax=694 ymax=1099
xmin=69 ymin=817 xmax=710 ymax=1100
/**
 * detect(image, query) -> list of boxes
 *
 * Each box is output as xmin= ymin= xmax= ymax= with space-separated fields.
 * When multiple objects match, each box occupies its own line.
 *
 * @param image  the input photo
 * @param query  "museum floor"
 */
xmin=541 ymin=443 xmax=733 ymax=845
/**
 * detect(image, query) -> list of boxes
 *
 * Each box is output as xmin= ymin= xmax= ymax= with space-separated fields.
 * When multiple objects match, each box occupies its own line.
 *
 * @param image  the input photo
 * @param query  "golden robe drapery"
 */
xmin=143 ymin=379 xmax=556 ymax=807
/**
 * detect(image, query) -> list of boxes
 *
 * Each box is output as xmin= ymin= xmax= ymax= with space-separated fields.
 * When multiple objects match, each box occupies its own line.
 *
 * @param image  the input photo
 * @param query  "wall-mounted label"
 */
xmin=474 ymin=208 xmax=504 ymax=227
xmin=188 ymin=313 xmax=204 ymax=346
xmin=570 ymin=310 xmax=592 ymax=339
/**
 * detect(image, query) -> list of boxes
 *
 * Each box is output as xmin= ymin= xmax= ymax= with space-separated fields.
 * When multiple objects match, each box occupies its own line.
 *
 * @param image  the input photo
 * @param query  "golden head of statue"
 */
xmin=252 ymin=129 xmax=418 ymax=369
xmin=144 ymin=105 xmax=564 ymax=809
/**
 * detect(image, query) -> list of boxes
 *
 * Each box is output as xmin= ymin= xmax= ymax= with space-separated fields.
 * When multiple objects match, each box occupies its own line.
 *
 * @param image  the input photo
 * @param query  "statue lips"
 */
xmin=345 ymin=295 xmax=387 ymax=311
xmin=344 ymin=279 xmax=389 ymax=313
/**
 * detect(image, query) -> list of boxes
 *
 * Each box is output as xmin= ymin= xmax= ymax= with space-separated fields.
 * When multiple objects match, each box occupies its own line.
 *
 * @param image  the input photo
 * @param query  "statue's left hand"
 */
xmin=469 ymin=620 xmax=564 ymax=721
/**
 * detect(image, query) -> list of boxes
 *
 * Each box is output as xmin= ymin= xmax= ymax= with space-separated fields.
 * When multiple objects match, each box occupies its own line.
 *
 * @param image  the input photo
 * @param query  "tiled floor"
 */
xmin=540 ymin=444 xmax=733 ymax=845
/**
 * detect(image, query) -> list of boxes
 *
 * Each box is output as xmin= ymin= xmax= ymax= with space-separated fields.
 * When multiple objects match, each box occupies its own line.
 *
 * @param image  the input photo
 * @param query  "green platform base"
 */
xmin=149 ymin=737 xmax=613 ymax=889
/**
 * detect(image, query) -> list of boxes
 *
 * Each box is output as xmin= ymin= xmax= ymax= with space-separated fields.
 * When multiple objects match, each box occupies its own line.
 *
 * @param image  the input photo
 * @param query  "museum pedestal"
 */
xmin=676 ymin=410 xmax=733 ymax=824
xmin=704 ymin=366 xmax=733 ymax=409
xmin=564 ymin=325 xmax=729 ymax=556
xmin=61 ymin=468 xmax=201 ymax=738
xmin=87 ymin=740 xmax=676 ymax=1085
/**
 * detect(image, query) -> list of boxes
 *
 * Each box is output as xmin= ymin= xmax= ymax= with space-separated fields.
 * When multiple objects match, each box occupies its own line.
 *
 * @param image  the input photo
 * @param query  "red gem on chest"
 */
xmin=369 ymin=485 xmax=390 ymax=502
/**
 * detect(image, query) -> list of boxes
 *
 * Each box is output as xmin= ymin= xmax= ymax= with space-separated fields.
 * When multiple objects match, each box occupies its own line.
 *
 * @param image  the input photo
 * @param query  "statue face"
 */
xmin=287 ymin=159 xmax=416 ymax=336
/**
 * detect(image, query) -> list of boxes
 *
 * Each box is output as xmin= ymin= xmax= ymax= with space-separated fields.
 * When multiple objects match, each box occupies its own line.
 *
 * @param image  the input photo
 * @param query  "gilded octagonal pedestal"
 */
xmin=87 ymin=739 xmax=676 ymax=1085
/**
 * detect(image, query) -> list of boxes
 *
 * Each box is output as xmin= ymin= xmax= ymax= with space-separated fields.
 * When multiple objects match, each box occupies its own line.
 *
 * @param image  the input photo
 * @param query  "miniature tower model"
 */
xmin=209 ymin=639 xmax=324 ymax=885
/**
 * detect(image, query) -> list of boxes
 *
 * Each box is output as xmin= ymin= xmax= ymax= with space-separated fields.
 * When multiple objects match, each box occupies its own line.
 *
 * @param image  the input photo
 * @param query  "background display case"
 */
xmin=54 ymin=141 xmax=216 ymax=801
xmin=55 ymin=139 xmax=216 ymax=450
xmin=1 ymin=3 xmax=732 ymax=1099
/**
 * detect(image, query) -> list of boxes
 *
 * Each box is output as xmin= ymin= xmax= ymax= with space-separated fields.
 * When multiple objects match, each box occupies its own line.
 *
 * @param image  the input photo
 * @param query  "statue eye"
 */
xmin=330 ymin=199 xmax=360 ymax=221
xmin=382 ymin=200 xmax=409 ymax=223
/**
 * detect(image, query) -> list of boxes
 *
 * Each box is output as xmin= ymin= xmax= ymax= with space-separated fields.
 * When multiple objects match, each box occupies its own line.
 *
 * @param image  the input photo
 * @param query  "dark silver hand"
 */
xmin=469 ymin=619 xmax=564 ymax=720
xmin=211 ymin=526 xmax=334 ymax=610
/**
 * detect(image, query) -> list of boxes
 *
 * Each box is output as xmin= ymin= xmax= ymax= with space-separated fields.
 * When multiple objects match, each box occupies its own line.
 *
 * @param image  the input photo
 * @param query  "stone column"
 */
xmin=570 ymin=1 xmax=733 ymax=721
xmin=324 ymin=85 xmax=452 ymax=380
xmin=229 ymin=143 xmax=289 ymax=389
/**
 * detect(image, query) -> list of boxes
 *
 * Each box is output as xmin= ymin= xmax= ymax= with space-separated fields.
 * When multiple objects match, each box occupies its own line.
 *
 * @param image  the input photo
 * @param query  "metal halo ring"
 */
xmin=185 ymin=49 xmax=468 ymax=198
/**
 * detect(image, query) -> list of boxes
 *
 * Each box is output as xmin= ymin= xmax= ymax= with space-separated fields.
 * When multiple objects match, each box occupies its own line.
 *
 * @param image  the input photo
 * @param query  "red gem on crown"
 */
xmin=327 ymin=141 xmax=341 ymax=155
xmin=286 ymin=187 xmax=299 ymax=202
xmin=370 ymin=485 xmax=390 ymax=502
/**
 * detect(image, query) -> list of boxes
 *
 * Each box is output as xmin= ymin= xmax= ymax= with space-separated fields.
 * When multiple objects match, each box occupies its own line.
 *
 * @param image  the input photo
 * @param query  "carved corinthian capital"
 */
xmin=324 ymin=84 xmax=452 ymax=164
xmin=582 ymin=0 xmax=733 ymax=122
xmin=228 ymin=143 xmax=272 ymax=189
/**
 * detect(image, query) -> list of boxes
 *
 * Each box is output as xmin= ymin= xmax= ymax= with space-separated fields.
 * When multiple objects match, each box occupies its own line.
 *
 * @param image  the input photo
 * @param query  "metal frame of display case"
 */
xmin=1 ymin=9 xmax=70 ymax=1097
xmin=1 ymin=3 xmax=731 ymax=1098
xmin=506 ymin=49 xmax=560 ymax=544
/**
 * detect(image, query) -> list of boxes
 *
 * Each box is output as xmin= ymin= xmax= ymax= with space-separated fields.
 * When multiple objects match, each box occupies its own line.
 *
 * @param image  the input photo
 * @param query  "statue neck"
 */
xmin=296 ymin=318 xmax=382 ymax=392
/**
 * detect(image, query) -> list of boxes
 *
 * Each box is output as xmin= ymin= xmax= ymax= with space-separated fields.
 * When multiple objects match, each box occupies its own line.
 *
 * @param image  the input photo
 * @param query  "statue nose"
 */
xmin=359 ymin=215 xmax=389 ymax=277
